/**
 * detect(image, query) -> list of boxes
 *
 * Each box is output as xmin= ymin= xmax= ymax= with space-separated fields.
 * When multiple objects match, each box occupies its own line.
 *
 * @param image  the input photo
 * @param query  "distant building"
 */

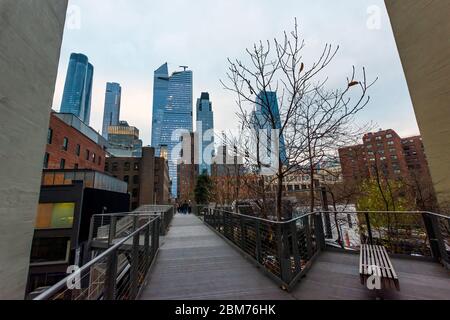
xmin=44 ymin=112 xmax=107 ymax=172
xmin=105 ymin=147 xmax=170 ymax=210
xmin=60 ymin=53 xmax=94 ymax=125
xmin=339 ymin=129 xmax=432 ymax=183
xmin=177 ymin=132 xmax=199 ymax=202
xmin=253 ymin=91 xmax=287 ymax=165
xmin=26 ymin=170 xmax=129 ymax=297
xmin=101 ymin=82 xmax=122 ymax=139
xmin=151 ymin=63 xmax=193 ymax=197
xmin=107 ymin=121 xmax=143 ymax=157
xmin=196 ymin=92 xmax=214 ymax=175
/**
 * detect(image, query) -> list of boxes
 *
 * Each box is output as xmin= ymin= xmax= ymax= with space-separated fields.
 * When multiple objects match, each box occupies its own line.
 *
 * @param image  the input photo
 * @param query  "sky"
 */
xmin=52 ymin=0 xmax=420 ymax=146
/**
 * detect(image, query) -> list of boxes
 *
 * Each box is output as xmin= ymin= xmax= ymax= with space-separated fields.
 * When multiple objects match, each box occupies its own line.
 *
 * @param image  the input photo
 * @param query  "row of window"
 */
xmin=43 ymin=153 xmax=79 ymax=169
xmin=123 ymin=175 xmax=140 ymax=184
xmin=47 ymin=128 xmax=102 ymax=166
xmin=105 ymin=162 xmax=140 ymax=172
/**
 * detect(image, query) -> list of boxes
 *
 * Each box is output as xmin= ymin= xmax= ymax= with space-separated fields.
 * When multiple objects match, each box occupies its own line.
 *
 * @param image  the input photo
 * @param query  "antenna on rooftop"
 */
xmin=179 ymin=65 xmax=188 ymax=71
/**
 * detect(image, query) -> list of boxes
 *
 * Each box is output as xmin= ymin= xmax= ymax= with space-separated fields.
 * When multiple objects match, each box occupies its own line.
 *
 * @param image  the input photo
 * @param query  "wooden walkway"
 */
xmin=140 ymin=213 xmax=450 ymax=300
xmin=140 ymin=214 xmax=292 ymax=300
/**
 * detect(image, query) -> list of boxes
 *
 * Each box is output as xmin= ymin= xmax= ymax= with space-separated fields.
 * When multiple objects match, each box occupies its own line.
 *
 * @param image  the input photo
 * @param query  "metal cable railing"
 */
xmin=34 ymin=216 xmax=160 ymax=300
xmin=204 ymin=208 xmax=450 ymax=291
xmin=134 ymin=205 xmax=175 ymax=235
xmin=204 ymin=209 xmax=323 ymax=290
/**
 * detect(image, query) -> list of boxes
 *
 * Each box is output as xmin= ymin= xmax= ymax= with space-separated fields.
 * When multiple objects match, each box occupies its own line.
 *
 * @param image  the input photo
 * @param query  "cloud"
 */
xmin=53 ymin=0 xmax=419 ymax=146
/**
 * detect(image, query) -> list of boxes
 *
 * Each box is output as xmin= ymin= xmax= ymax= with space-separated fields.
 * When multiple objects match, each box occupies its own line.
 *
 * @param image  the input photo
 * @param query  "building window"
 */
xmin=105 ymin=162 xmax=109 ymax=172
xmin=92 ymin=153 xmax=96 ymax=163
xmin=43 ymin=153 xmax=49 ymax=169
xmin=133 ymin=175 xmax=139 ymax=184
xmin=86 ymin=150 xmax=90 ymax=161
xmin=30 ymin=237 xmax=70 ymax=265
xmin=124 ymin=176 xmax=129 ymax=183
xmin=133 ymin=162 xmax=139 ymax=171
xmin=60 ymin=159 xmax=66 ymax=169
xmin=124 ymin=162 xmax=130 ymax=171
xmin=74 ymin=163 xmax=79 ymax=169
xmin=62 ymin=137 xmax=69 ymax=151
xmin=47 ymin=128 xmax=53 ymax=144
xmin=132 ymin=188 xmax=139 ymax=198
xmin=76 ymin=144 xmax=80 ymax=156
xmin=35 ymin=203 xmax=75 ymax=229
xmin=112 ymin=162 xmax=118 ymax=171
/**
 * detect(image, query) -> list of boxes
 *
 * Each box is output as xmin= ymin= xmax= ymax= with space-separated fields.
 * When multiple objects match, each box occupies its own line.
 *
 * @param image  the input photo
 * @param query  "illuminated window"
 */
xmin=35 ymin=203 xmax=75 ymax=229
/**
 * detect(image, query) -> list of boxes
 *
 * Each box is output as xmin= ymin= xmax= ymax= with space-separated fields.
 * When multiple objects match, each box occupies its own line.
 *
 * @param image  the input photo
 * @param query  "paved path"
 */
xmin=140 ymin=214 xmax=293 ymax=300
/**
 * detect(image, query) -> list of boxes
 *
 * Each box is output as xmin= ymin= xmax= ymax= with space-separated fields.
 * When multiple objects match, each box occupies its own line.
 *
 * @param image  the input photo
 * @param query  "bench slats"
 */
xmin=360 ymin=244 xmax=400 ymax=291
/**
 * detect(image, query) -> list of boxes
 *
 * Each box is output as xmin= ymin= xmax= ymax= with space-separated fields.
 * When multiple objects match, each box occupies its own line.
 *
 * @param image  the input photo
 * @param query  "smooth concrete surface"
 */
xmin=0 ymin=0 xmax=68 ymax=299
xmin=385 ymin=0 xmax=450 ymax=209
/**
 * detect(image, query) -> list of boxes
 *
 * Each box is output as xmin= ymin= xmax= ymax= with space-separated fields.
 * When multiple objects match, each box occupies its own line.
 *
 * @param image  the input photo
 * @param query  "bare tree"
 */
xmin=220 ymin=19 xmax=377 ymax=220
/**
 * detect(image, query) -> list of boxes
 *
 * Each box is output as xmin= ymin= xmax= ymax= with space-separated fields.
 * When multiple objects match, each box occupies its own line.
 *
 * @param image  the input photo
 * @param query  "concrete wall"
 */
xmin=385 ymin=0 xmax=450 ymax=209
xmin=0 ymin=0 xmax=68 ymax=299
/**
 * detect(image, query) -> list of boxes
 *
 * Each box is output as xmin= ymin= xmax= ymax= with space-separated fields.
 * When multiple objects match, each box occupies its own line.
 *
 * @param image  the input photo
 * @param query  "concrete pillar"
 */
xmin=0 ymin=0 xmax=68 ymax=299
xmin=385 ymin=1 xmax=450 ymax=210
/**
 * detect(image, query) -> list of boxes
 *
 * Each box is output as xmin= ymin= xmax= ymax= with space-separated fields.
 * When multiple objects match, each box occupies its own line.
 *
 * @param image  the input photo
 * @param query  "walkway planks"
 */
xmin=140 ymin=214 xmax=293 ymax=300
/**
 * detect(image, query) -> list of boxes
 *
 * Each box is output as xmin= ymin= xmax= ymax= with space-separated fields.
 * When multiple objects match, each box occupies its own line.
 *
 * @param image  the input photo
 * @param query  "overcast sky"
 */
xmin=52 ymin=0 xmax=420 ymax=146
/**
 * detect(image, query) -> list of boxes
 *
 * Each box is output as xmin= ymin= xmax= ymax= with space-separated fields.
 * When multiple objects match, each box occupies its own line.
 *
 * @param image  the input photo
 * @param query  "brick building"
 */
xmin=177 ymin=132 xmax=199 ymax=202
xmin=339 ymin=129 xmax=431 ymax=183
xmin=105 ymin=146 xmax=170 ymax=210
xmin=44 ymin=112 xmax=107 ymax=171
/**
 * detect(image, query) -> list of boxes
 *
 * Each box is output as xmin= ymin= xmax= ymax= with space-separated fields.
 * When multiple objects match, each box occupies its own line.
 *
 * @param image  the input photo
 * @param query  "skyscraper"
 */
xmin=151 ymin=63 xmax=169 ymax=154
xmin=196 ymin=92 xmax=214 ymax=175
xmin=102 ymin=82 xmax=122 ymax=139
xmin=151 ymin=63 xmax=193 ymax=197
xmin=253 ymin=91 xmax=288 ymax=165
xmin=60 ymin=53 xmax=94 ymax=124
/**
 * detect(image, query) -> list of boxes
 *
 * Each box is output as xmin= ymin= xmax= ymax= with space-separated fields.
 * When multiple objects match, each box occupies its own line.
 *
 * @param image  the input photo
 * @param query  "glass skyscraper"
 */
xmin=60 ymin=53 xmax=94 ymax=125
xmin=253 ymin=91 xmax=288 ymax=165
xmin=196 ymin=92 xmax=214 ymax=175
xmin=102 ymin=82 xmax=122 ymax=139
xmin=151 ymin=63 xmax=169 ymax=154
xmin=151 ymin=63 xmax=193 ymax=197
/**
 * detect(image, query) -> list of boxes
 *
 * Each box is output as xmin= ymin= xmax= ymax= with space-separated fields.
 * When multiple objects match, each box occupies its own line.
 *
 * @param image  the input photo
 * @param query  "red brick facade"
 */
xmin=339 ymin=129 xmax=431 ymax=182
xmin=44 ymin=113 xmax=106 ymax=171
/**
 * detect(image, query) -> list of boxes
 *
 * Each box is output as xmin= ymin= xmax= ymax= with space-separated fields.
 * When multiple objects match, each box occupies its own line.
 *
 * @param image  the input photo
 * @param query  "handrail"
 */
xmin=212 ymin=209 xmax=449 ymax=225
xmin=34 ymin=216 xmax=160 ymax=301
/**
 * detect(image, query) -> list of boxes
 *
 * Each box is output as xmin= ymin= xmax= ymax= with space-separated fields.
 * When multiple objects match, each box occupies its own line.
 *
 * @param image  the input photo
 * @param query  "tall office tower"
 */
xmin=253 ymin=91 xmax=288 ymax=165
xmin=102 ymin=82 xmax=122 ymax=139
xmin=151 ymin=64 xmax=193 ymax=197
xmin=0 ymin=0 xmax=68 ymax=299
xmin=196 ymin=92 xmax=214 ymax=175
xmin=151 ymin=63 xmax=169 ymax=154
xmin=60 ymin=53 xmax=94 ymax=124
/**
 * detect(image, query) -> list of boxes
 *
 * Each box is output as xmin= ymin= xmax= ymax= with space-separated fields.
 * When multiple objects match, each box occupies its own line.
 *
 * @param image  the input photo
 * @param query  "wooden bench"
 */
xmin=360 ymin=244 xmax=400 ymax=291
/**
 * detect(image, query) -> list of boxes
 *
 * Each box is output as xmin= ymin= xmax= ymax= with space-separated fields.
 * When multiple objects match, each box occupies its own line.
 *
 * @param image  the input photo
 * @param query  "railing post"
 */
xmin=423 ymin=213 xmax=449 ymax=266
xmin=240 ymin=217 xmax=246 ymax=250
xmin=108 ymin=216 xmax=117 ymax=247
xmin=276 ymin=224 xmax=292 ymax=286
xmin=104 ymin=249 xmax=118 ymax=300
xmin=304 ymin=216 xmax=313 ymax=258
xmin=313 ymin=213 xmax=326 ymax=251
xmin=364 ymin=212 xmax=374 ymax=245
xmin=255 ymin=220 xmax=262 ymax=263
xmin=144 ymin=223 xmax=150 ymax=269
xmin=290 ymin=220 xmax=301 ymax=273
xmin=130 ymin=216 xmax=140 ymax=299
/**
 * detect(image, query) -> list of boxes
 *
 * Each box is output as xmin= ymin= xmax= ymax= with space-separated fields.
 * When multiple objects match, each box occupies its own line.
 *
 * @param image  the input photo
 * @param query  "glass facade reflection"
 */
xmin=102 ymin=82 xmax=122 ymax=139
xmin=60 ymin=53 xmax=94 ymax=124
xmin=151 ymin=64 xmax=193 ymax=197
